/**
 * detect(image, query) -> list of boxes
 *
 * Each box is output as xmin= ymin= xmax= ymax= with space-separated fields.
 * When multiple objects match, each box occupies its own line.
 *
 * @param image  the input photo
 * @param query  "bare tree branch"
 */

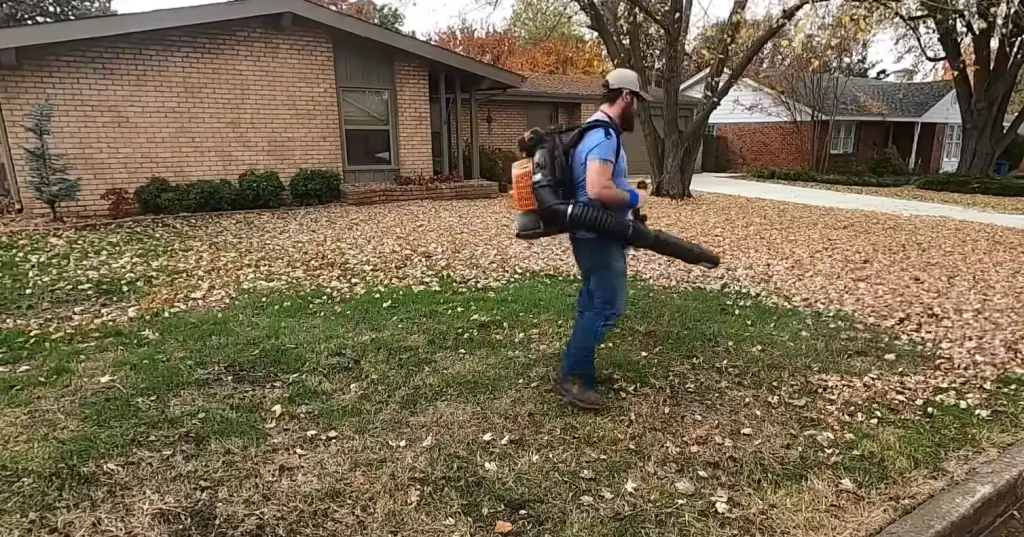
xmin=622 ymin=0 xmax=668 ymax=32
xmin=996 ymin=107 xmax=1024 ymax=154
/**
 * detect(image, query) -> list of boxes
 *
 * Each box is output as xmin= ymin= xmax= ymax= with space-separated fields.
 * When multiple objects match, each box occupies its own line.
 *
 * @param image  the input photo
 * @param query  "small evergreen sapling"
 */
xmin=24 ymin=103 xmax=80 ymax=221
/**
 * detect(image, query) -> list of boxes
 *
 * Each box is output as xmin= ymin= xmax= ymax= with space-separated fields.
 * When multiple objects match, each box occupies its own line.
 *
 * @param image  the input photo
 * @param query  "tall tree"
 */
xmin=575 ymin=0 xmax=829 ymax=198
xmin=433 ymin=21 xmax=608 ymax=75
xmin=882 ymin=0 xmax=1024 ymax=173
xmin=0 ymin=0 xmax=113 ymax=28
xmin=509 ymin=0 xmax=586 ymax=43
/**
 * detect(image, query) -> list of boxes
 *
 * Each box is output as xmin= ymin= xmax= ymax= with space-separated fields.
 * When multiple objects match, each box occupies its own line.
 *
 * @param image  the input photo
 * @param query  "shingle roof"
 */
xmin=513 ymin=74 xmax=605 ymax=96
xmin=804 ymin=76 xmax=953 ymax=117
xmin=0 ymin=0 xmax=523 ymax=89
xmin=512 ymin=74 xmax=702 ymax=105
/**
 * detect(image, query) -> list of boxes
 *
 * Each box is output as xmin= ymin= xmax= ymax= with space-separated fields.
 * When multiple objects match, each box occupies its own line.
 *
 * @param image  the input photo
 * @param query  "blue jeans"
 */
xmin=561 ymin=236 xmax=628 ymax=390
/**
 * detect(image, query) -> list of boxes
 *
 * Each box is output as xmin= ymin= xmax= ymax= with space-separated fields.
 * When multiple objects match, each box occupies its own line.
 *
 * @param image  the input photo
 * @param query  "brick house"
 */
xmin=681 ymin=67 xmax=1014 ymax=174
xmin=0 ymin=0 xmax=698 ymax=217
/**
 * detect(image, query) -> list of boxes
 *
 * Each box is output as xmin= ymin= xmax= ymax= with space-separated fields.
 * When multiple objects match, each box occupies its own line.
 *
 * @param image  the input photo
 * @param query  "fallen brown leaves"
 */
xmin=3 ymin=194 xmax=1023 ymax=413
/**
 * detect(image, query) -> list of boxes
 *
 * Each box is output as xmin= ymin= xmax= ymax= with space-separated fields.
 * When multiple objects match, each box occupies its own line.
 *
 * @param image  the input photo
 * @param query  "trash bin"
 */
xmin=995 ymin=160 xmax=1010 ymax=175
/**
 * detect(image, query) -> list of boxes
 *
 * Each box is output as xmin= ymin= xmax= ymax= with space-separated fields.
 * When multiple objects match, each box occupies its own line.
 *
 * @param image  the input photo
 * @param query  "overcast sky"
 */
xmin=111 ymin=0 xmax=909 ymax=74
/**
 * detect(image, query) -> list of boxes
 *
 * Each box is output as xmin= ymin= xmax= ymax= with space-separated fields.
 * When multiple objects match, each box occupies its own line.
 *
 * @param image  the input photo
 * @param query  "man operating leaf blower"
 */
xmin=511 ymin=68 xmax=720 ymax=410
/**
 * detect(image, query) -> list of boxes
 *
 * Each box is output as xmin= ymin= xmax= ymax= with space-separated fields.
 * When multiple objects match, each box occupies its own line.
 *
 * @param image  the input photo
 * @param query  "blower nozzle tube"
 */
xmin=516 ymin=143 xmax=720 ymax=269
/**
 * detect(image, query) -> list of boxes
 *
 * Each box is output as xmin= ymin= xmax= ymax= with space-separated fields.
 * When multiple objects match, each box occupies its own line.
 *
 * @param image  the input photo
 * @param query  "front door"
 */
xmin=941 ymin=124 xmax=962 ymax=172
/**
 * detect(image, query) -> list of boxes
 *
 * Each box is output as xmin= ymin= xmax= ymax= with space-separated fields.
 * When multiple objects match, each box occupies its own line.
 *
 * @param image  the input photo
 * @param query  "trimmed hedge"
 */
xmin=751 ymin=169 xmax=916 ymax=187
xmin=134 ymin=168 xmax=355 ymax=216
xmin=190 ymin=179 xmax=241 ymax=212
xmin=915 ymin=175 xmax=1024 ymax=197
xmin=135 ymin=177 xmax=187 ymax=215
xmin=238 ymin=169 xmax=285 ymax=209
xmin=290 ymin=168 xmax=343 ymax=206
xmin=751 ymin=168 xmax=1024 ymax=197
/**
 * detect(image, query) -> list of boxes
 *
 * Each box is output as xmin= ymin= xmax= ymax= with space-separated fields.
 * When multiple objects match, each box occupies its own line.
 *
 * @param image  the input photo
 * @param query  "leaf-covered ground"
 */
xmin=3 ymin=279 xmax=1023 ymax=537
xmin=2 ymin=194 xmax=1024 ymax=535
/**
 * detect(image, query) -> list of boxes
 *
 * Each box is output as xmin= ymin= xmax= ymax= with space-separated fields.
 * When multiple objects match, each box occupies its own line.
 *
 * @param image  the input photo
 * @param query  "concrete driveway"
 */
xmin=689 ymin=173 xmax=1024 ymax=230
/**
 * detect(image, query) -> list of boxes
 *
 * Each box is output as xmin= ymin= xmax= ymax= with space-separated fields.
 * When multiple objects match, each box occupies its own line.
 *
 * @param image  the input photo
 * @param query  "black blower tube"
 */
xmin=519 ymin=144 xmax=720 ymax=269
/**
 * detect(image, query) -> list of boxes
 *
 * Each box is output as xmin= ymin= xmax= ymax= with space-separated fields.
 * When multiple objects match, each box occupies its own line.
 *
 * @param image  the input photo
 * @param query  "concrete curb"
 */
xmin=877 ymin=440 xmax=1024 ymax=537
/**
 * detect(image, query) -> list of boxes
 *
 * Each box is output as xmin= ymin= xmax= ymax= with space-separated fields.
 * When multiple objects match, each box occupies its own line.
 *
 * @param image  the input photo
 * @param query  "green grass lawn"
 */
xmin=2 ymin=279 xmax=1022 ymax=536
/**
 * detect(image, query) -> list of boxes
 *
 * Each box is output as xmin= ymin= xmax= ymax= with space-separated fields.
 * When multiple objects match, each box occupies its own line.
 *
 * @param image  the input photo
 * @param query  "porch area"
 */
xmin=821 ymin=120 xmax=959 ymax=174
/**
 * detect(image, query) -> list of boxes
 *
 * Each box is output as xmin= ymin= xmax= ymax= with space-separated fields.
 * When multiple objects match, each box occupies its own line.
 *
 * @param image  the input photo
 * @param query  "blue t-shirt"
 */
xmin=571 ymin=112 xmax=631 ymax=238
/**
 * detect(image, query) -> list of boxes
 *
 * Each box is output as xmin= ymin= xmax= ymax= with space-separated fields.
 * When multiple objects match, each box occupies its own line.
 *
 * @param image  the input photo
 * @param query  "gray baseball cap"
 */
xmin=605 ymin=68 xmax=653 ymax=101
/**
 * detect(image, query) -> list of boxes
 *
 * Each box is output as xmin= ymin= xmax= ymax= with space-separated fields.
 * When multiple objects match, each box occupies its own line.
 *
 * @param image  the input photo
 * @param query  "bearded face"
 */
xmin=620 ymin=95 xmax=638 ymax=132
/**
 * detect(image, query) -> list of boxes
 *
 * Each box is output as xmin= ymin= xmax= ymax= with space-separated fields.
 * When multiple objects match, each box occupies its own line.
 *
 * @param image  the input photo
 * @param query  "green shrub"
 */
xmin=750 ymin=169 xmax=823 ymax=182
xmin=159 ymin=186 xmax=192 ymax=214
xmin=867 ymin=147 xmax=911 ymax=177
xmin=464 ymin=145 xmax=519 ymax=184
xmin=238 ymin=169 xmax=285 ymax=209
xmin=289 ymin=168 xmax=343 ymax=206
xmin=135 ymin=177 xmax=188 ymax=215
xmin=188 ymin=179 xmax=241 ymax=213
xmin=915 ymin=175 xmax=1024 ymax=197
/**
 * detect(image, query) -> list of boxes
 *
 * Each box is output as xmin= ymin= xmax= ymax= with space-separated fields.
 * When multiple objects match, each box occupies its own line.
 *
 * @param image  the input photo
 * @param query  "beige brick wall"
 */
xmin=0 ymin=19 xmax=345 ymax=216
xmin=394 ymin=57 xmax=433 ymax=176
xmin=455 ymin=100 xmax=585 ymax=153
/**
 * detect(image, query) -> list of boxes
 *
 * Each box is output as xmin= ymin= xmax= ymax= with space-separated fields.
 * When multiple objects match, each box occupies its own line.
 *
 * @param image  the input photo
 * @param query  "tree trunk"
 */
xmin=656 ymin=137 xmax=687 ymax=198
xmin=637 ymin=105 xmax=663 ymax=184
xmin=959 ymin=123 xmax=998 ymax=174
xmin=48 ymin=202 xmax=59 ymax=222
xmin=679 ymin=136 xmax=701 ymax=197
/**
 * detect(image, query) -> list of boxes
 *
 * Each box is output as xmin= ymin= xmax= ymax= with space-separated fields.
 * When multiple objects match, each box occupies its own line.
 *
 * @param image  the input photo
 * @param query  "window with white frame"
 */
xmin=943 ymin=124 xmax=962 ymax=162
xmin=704 ymin=123 xmax=718 ymax=135
xmin=830 ymin=122 xmax=857 ymax=154
xmin=341 ymin=89 xmax=395 ymax=168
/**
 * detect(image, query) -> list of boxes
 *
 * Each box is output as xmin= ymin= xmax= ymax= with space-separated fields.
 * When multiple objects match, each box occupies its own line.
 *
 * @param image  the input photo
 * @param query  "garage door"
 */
xmin=621 ymin=130 xmax=652 ymax=176
xmin=621 ymin=112 xmax=665 ymax=177
xmin=620 ymin=110 xmax=702 ymax=177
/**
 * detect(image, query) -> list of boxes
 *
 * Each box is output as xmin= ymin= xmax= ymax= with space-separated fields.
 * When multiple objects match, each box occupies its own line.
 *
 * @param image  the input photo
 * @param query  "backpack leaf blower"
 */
xmin=510 ymin=122 xmax=720 ymax=269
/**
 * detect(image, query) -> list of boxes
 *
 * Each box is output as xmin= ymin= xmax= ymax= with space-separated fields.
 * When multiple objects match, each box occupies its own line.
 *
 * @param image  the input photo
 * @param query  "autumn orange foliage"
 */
xmin=432 ymin=23 xmax=608 ymax=76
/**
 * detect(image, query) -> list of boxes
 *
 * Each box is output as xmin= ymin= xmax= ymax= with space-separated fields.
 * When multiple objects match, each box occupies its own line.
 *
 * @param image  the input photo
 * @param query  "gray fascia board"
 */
xmin=0 ymin=0 xmax=525 ymax=89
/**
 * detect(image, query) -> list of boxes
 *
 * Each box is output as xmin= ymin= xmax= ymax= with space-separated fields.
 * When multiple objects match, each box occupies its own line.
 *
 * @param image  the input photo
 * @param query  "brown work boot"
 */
xmin=565 ymin=382 xmax=603 ymax=411
xmin=551 ymin=369 xmax=572 ymax=397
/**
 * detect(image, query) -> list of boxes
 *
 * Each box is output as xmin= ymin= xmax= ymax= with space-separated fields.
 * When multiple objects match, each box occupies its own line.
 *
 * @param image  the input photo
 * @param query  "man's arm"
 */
xmin=584 ymin=139 xmax=645 ymax=208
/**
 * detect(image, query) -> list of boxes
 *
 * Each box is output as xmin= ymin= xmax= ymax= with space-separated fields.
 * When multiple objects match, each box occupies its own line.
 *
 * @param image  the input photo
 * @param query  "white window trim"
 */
xmin=704 ymin=123 xmax=718 ymax=135
xmin=943 ymin=124 xmax=962 ymax=162
xmin=830 ymin=121 xmax=857 ymax=155
xmin=340 ymin=87 xmax=397 ymax=170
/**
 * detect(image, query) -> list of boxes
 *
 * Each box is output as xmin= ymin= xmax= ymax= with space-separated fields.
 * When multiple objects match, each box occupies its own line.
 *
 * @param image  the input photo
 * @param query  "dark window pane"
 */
xmin=345 ymin=129 xmax=393 ymax=167
xmin=341 ymin=90 xmax=391 ymax=127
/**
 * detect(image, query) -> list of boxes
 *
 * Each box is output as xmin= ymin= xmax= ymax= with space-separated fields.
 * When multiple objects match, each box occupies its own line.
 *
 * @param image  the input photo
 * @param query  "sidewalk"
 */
xmin=688 ymin=174 xmax=1024 ymax=230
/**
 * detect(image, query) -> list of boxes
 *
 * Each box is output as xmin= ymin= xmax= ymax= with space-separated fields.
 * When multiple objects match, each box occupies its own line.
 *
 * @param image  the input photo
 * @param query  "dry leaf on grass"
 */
xmin=625 ymin=478 xmax=639 ymax=494
xmin=495 ymin=520 xmax=514 ymax=534
xmin=674 ymin=480 xmax=696 ymax=495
